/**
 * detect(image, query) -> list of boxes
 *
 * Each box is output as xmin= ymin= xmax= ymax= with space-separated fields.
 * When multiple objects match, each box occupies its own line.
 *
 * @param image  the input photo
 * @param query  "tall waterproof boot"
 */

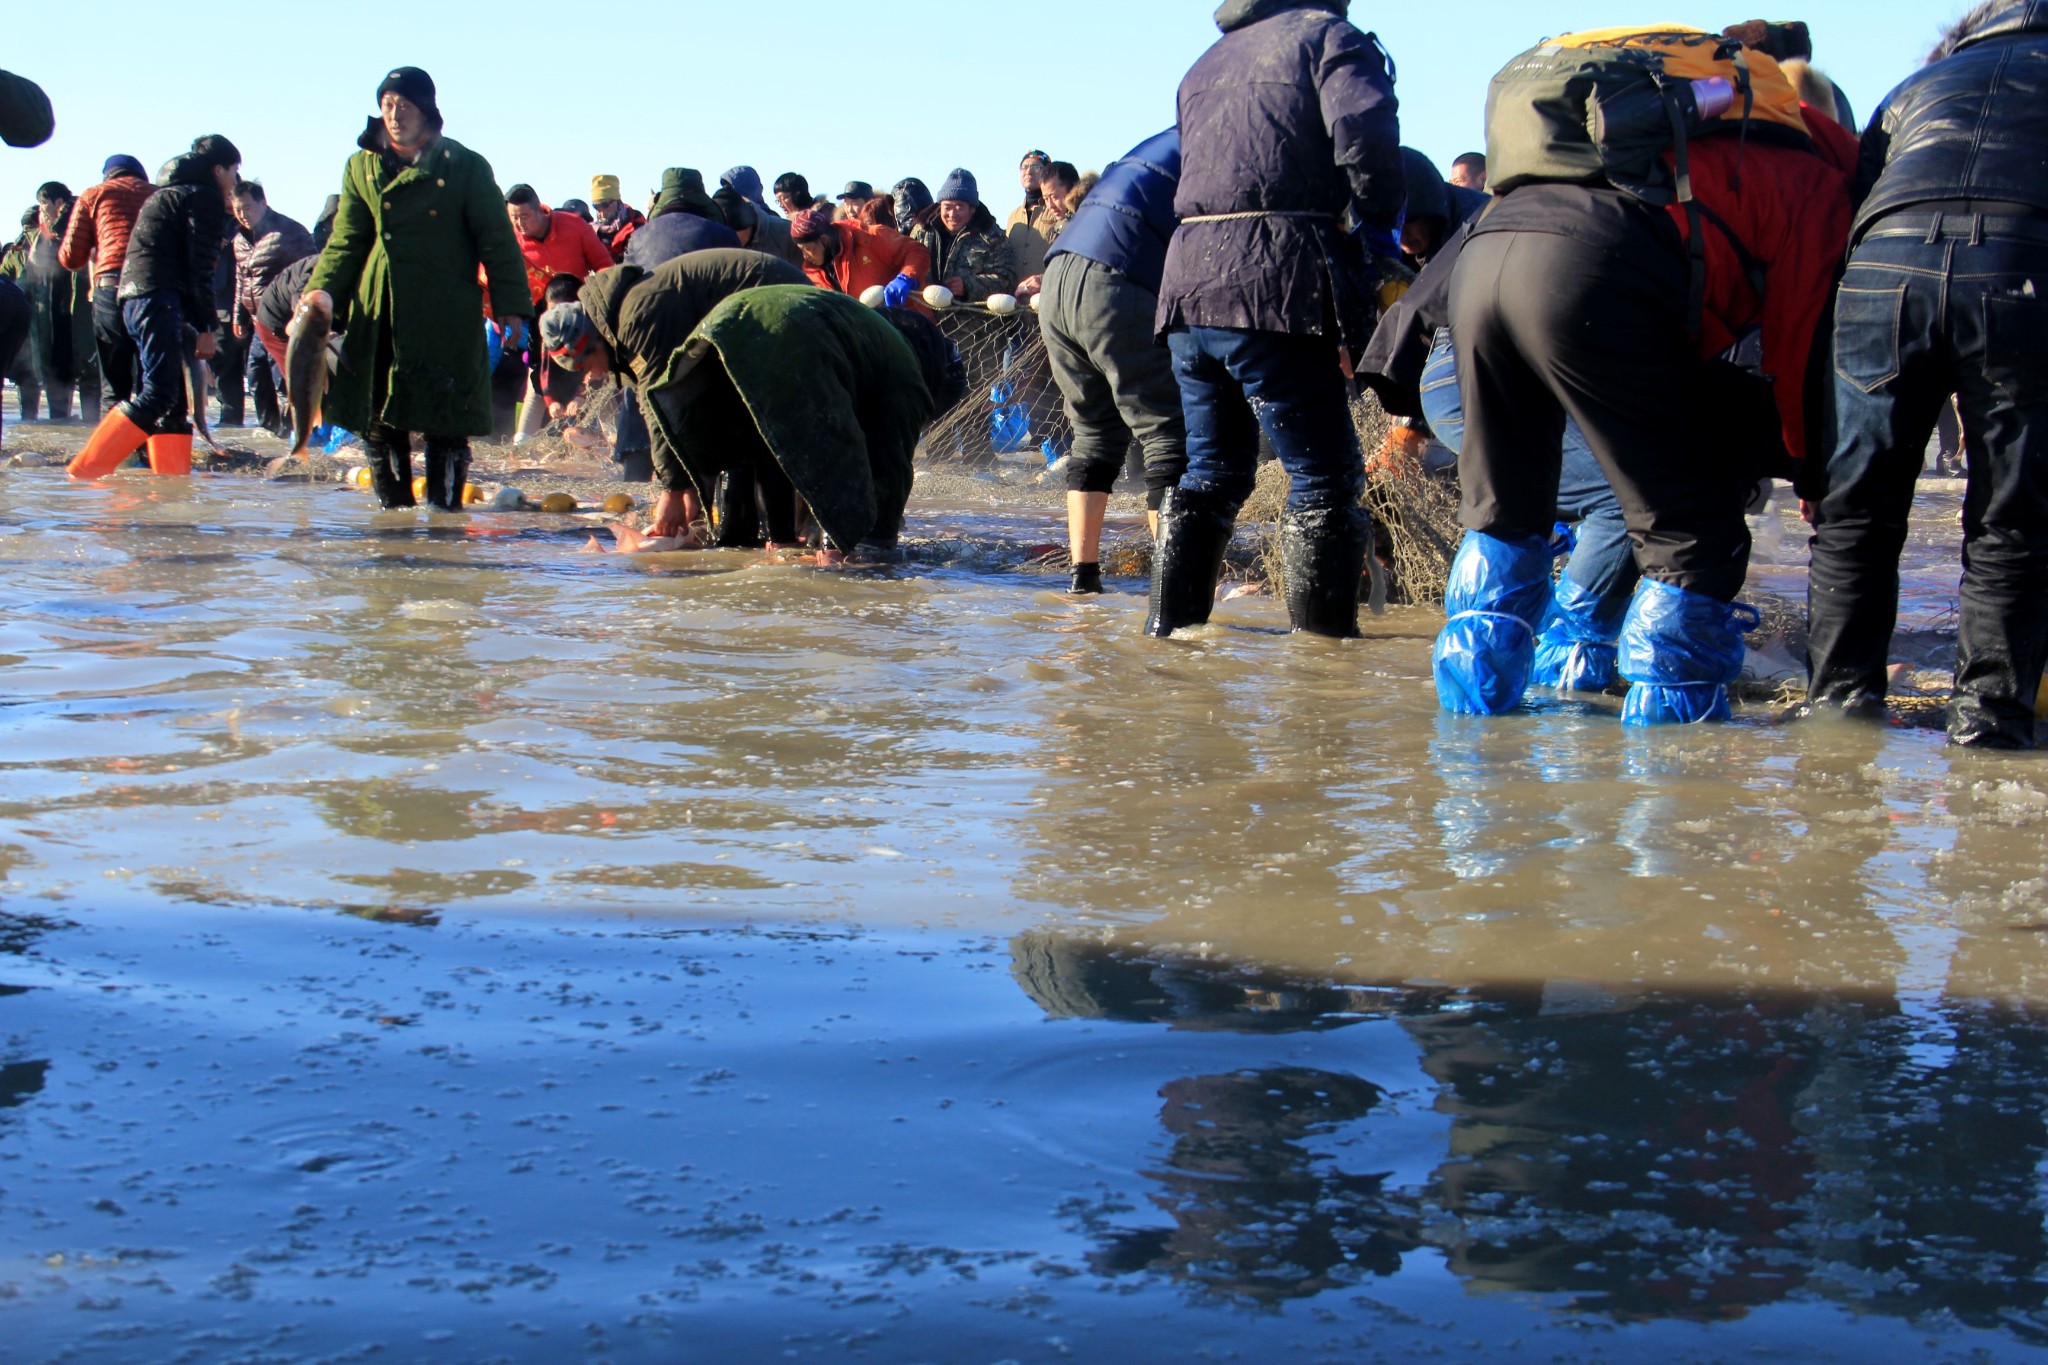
xmin=1618 ymin=579 xmax=1759 ymax=726
xmin=66 ymin=408 xmax=151 ymax=479
xmin=365 ymin=435 xmax=416 ymax=509
xmin=423 ymin=438 xmax=470 ymax=512
xmin=711 ymin=471 xmax=763 ymax=548
xmin=1532 ymin=575 xmax=1630 ymax=692
xmin=1948 ymin=588 xmax=2048 ymax=750
xmin=1279 ymin=503 xmax=1369 ymax=639
xmin=1432 ymin=531 xmax=1553 ymax=715
xmin=1144 ymin=488 xmax=1237 ymax=639
xmin=145 ymin=432 xmax=193 ymax=476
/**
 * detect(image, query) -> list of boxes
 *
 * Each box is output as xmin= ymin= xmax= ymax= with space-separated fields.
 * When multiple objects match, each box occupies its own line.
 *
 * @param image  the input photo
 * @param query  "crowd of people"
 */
xmin=1 ymin=0 xmax=2043 ymax=749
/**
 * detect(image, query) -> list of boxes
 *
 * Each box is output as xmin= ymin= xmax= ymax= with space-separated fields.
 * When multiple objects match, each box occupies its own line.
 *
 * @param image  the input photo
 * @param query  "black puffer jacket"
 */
xmin=1853 ymin=0 xmax=2048 ymax=242
xmin=1156 ymin=0 xmax=1404 ymax=351
xmin=117 ymin=154 xmax=229 ymax=332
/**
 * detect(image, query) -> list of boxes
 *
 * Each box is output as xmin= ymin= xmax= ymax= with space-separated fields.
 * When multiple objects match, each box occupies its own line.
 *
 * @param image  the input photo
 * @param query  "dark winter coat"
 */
xmin=643 ymin=285 xmax=932 ymax=550
xmin=913 ymin=205 xmax=1016 ymax=301
xmin=1156 ymin=0 xmax=1404 ymax=351
xmin=1400 ymin=149 xmax=1486 ymax=240
xmin=232 ymin=207 xmax=317 ymax=330
xmin=117 ymin=155 xmax=232 ymax=333
xmin=1852 ymin=0 xmax=2048 ymax=242
xmin=306 ymin=128 xmax=533 ymax=439
xmin=1047 ymin=128 xmax=1181 ymax=295
xmin=624 ymin=212 xmax=742 ymax=270
xmin=257 ymin=254 xmax=319 ymax=337
xmin=578 ymin=250 xmax=808 ymax=394
xmin=0 ymin=68 xmax=51 ymax=148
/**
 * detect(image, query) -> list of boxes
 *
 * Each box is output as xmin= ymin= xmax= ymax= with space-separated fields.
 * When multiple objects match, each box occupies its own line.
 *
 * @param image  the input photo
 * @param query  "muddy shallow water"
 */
xmin=2 ymin=467 xmax=2044 ymax=1362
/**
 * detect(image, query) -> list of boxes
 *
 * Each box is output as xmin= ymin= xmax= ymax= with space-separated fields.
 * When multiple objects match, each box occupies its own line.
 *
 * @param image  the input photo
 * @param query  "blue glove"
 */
xmin=883 ymin=273 xmax=916 ymax=309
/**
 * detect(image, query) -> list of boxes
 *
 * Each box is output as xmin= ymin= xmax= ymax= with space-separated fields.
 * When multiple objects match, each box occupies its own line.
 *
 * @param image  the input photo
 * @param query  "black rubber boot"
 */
xmin=1144 ymin=488 xmax=1237 ymax=639
xmin=1949 ymin=598 xmax=2048 ymax=750
xmin=712 ymin=471 xmax=763 ymax=549
xmin=423 ymin=438 xmax=470 ymax=512
xmin=366 ymin=436 xmax=415 ymax=509
xmin=1280 ymin=504 xmax=1369 ymax=639
xmin=1069 ymin=563 xmax=1104 ymax=596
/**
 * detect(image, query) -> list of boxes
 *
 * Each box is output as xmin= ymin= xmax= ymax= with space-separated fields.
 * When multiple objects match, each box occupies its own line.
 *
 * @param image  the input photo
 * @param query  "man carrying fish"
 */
xmin=66 ymin=136 xmax=243 ymax=479
xmin=301 ymin=67 xmax=532 ymax=511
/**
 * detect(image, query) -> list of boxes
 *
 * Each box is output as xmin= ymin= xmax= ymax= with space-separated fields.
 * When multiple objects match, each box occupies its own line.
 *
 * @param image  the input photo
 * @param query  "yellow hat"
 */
xmin=591 ymin=174 xmax=622 ymax=202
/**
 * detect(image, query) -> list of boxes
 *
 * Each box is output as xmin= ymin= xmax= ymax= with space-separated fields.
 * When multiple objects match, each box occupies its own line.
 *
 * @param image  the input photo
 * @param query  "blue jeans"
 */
xmin=1168 ymin=327 xmax=1363 ymax=513
xmin=1810 ymin=212 xmax=2048 ymax=747
xmin=119 ymin=291 xmax=190 ymax=435
xmin=1420 ymin=328 xmax=1638 ymax=606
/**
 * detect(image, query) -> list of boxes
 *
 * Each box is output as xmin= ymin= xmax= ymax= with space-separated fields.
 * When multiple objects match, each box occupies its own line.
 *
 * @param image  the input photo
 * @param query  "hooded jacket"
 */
xmin=1156 ymin=0 xmax=1404 ymax=350
xmin=117 ymin=154 xmax=231 ymax=332
xmin=1852 ymin=0 xmax=2048 ymax=241
xmin=651 ymin=169 xmax=727 ymax=225
xmin=578 ymin=249 xmax=807 ymax=394
xmin=1399 ymin=147 xmax=1487 ymax=262
xmin=58 ymin=172 xmax=156 ymax=279
xmin=720 ymin=166 xmax=775 ymax=216
xmin=1047 ymin=129 xmax=1181 ymax=295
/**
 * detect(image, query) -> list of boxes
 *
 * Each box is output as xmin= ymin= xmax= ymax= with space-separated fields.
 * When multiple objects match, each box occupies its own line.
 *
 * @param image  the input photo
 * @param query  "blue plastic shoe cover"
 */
xmin=1433 ymin=532 xmax=1554 ymax=716
xmin=1617 ymin=580 xmax=1760 ymax=726
xmin=1532 ymin=574 xmax=1626 ymax=692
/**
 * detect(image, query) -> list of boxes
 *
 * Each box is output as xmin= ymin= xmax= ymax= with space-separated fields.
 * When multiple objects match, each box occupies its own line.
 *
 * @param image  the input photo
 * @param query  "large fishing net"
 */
xmin=1238 ymin=393 xmax=1462 ymax=607
xmin=919 ymin=307 xmax=1070 ymax=468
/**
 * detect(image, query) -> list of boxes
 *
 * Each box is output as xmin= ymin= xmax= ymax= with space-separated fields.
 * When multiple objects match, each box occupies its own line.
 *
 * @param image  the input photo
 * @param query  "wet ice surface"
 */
xmin=1 ymin=470 xmax=2044 ymax=1361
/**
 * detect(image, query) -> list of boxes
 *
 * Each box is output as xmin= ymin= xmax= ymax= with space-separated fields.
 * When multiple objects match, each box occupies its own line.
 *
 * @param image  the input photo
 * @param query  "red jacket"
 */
xmin=594 ymin=207 xmax=645 ymax=265
xmin=58 ymin=174 xmax=156 ymax=278
xmin=1664 ymin=110 xmax=1858 ymax=463
xmin=801 ymin=221 xmax=932 ymax=308
xmin=515 ymin=208 xmax=615 ymax=306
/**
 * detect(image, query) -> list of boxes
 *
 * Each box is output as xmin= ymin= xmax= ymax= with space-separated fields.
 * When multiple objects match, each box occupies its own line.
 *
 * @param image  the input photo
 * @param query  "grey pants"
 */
xmin=1038 ymin=253 xmax=1187 ymax=507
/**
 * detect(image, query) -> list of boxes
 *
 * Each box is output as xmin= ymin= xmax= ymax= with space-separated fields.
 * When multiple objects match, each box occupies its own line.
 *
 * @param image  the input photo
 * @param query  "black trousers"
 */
xmin=92 ymin=282 xmax=135 ymax=409
xmin=1447 ymin=226 xmax=1756 ymax=601
xmin=1809 ymin=212 xmax=2048 ymax=747
xmin=211 ymin=325 xmax=246 ymax=424
xmin=0 ymin=277 xmax=30 ymax=435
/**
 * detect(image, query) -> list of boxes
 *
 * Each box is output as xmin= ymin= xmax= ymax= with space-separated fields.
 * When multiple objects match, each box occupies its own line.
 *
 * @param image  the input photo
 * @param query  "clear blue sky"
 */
xmin=8 ymin=1 xmax=1963 ymax=227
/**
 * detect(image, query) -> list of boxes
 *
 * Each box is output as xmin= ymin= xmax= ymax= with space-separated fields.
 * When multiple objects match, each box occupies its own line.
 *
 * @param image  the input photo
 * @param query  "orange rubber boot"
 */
xmin=146 ymin=433 xmax=194 ymax=476
xmin=66 ymin=410 xmax=150 ymax=480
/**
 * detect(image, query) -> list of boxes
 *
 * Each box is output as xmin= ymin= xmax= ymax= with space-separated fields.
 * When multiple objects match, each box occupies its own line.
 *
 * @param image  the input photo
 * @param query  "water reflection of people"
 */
xmin=1010 ymin=926 xmax=2048 ymax=1340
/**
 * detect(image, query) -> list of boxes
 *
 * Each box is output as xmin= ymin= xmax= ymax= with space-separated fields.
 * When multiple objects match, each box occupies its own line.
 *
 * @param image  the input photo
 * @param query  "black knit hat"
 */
xmin=376 ymin=67 xmax=444 ymax=130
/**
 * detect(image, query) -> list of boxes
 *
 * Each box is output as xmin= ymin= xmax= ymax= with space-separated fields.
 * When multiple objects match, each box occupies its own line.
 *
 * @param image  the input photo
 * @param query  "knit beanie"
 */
xmin=540 ymin=303 xmax=596 ymax=368
xmin=375 ymin=67 xmax=444 ymax=130
xmin=934 ymin=168 xmax=980 ymax=208
xmin=788 ymin=208 xmax=833 ymax=243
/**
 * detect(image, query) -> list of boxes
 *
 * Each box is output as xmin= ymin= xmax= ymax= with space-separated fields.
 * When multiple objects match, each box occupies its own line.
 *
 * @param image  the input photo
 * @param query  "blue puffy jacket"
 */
xmin=624 ymin=213 xmax=742 ymax=270
xmin=1047 ymin=129 xmax=1181 ymax=295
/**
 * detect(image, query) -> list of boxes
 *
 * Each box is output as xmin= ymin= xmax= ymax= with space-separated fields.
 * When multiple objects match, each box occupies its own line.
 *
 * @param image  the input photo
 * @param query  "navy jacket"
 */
xmin=1156 ymin=0 xmax=1404 ymax=350
xmin=1047 ymin=129 xmax=1180 ymax=295
xmin=117 ymin=155 xmax=230 ymax=333
xmin=1854 ymin=0 xmax=2048 ymax=242
xmin=624 ymin=213 xmax=742 ymax=271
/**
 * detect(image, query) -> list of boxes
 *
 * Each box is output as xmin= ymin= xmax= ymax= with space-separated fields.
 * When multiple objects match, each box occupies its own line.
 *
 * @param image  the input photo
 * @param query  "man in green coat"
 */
xmin=569 ymin=250 xmax=807 ymax=544
xmin=648 ymin=286 xmax=933 ymax=559
xmin=307 ymin=67 xmax=532 ymax=510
